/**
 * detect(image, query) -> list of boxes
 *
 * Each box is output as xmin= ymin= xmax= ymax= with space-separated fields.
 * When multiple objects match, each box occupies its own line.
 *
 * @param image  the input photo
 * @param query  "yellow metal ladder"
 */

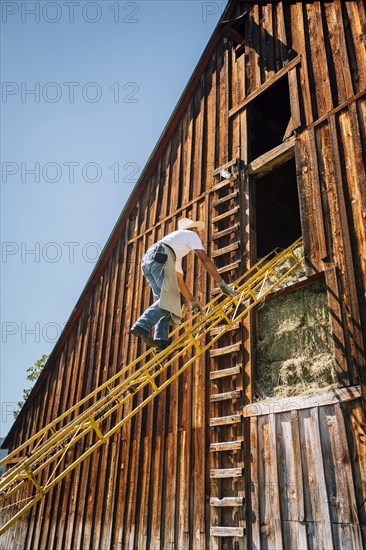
xmin=0 ymin=238 xmax=304 ymax=535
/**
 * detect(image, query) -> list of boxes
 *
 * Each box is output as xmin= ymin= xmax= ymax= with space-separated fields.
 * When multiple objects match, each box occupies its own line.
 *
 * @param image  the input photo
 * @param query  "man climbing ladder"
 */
xmin=0 ymin=238 xmax=304 ymax=536
xmin=130 ymin=217 xmax=237 ymax=350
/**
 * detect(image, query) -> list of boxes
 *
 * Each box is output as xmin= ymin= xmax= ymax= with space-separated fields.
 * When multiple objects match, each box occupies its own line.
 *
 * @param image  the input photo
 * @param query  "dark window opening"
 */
xmin=249 ymin=75 xmax=291 ymax=161
xmin=255 ymin=158 xmax=301 ymax=258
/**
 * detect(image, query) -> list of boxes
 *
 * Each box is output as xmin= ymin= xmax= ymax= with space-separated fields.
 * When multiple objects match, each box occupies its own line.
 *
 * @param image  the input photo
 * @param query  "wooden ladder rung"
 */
xmin=210 ymin=343 xmax=241 ymax=357
xmin=213 ymin=158 xmax=238 ymax=176
xmin=211 ymin=191 xmax=239 ymax=208
xmin=210 ymin=390 xmax=242 ymax=402
xmin=210 ymin=468 xmax=243 ymax=478
xmin=210 ymin=496 xmax=244 ymax=506
xmin=210 ymin=414 xmax=242 ymax=426
xmin=211 ymin=224 xmax=240 ymax=240
xmin=210 ymin=323 xmax=240 ymax=336
xmin=210 ymin=365 xmax=241 ymax=379
xmin=212 ymin=242 xmax=240 ymax=258
xmin=212 ymin=206 xmax=240 ymax=224
xmin=210 ymin=440 xmax=243 ymax=452
xmin=217 ymin=260 xmax=241 ymax=274
xmin=210 ymin=526 xmax=245 ymax=537
xmin=211 ymin=177 xmax=238 ymax=192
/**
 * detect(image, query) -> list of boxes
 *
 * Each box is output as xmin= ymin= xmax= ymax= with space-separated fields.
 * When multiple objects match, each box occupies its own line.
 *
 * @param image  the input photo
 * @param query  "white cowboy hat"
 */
xmin=178 ymin=217 xmax=205 ymax=231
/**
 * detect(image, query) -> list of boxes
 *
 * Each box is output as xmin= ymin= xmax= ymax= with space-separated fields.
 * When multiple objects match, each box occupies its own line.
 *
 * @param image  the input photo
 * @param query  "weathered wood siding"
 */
xmin=245 ymin=388 xmax=366 ymax=549
xmin=1 ymin=1 xmax=365 ymax=548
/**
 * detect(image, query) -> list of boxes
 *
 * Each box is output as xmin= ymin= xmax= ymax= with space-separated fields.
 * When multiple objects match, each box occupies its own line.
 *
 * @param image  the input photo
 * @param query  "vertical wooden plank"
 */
xmin=219 ymin=40 xmax=229 ymax=165
xmin=299 ymin=407 xmax=334 ymax=549
xmin=294 ymin=132 xmax=318 ymax=274
xmin=289 ymin=410 xmax=307 ymax=549
xmin=177 ymin=430 xmax=190 ymax=549
xmin=308 ymin=127 xmax=328 ymax=262
xmin=267 ymin=413 xmax=283 ymax=549
xmin=249 ymin=416 xmax=260 ymax=549
xmin=261 ymin=3 xmax=275 ymax=81
xmin=324 ymin=0 xmax=355 ymax=104
xmin=343 ymin=400 xmax=366 ymax=537
xmin=275 ymin=1 xmax=288 ymax=68
xmin=110 ymin=226 xmax=138 ymax=548
xmin=289 ymin=2 xmax=314 ymax=125
xmin=149 ymin=434 xmax=163 ymax=548
xmin=344 ymin=1 xmax=366 ymax=93
xmin=276 ymin=411 xmax=308 ymax=549
xmin=318 ymin=403 xmax=363 ymax=548
xmin=328 ymin=116 xmax=365 ymax=387
xmin=288 ymin=67 xmax=301 ymax=130
xmin=337 ymin=107 xmax=366 ymax=341
xmin=324 ymin=267 xmax=349 ymax=387
xmin=249 ymin=4 xmax=261 ymax=93
xmin=54 ymin=315 xmax=87 ymax=549
xmin=182 ymin=100 xmax=194 ymax=206
xmin=304 ymin=2 xmax=333 ymax=118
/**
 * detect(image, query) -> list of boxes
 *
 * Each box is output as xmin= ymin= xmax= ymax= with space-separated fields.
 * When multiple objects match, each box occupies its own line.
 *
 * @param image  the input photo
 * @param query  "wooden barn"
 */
xmin=1 ymin=1 xmax=366 ymax=548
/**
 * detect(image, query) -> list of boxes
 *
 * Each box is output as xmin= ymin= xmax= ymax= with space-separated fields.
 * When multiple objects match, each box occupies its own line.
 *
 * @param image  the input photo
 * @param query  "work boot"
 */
xmin=154 ymin=339 xmax=171 ymax=351
xmin=130 ymin=325 xmax=157 ymax=348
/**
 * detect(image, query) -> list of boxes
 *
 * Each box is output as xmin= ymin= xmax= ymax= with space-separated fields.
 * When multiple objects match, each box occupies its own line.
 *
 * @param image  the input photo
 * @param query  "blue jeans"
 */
xmin=134 ymin=249 xmax=171 ymax=341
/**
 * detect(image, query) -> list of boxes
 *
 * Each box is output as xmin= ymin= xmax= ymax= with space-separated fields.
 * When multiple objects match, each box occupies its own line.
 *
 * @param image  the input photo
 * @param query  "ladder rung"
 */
xmin=212 ymin=206 xmax=240 ymax=224
xmin=210 ymin=526 xmax=245 ymax=537
xmin=210 ymin=390 xmax=242 ymax=402
xmin=210 ymin=365 xmax=241 ymax=379
xmin=210 ymin=496 xmax=244 ymax=506
xmin=212 ymin=242 xmax=240 ymax=258
xmin=210 ymin=440 xmax=243 ymax=452
xmin=210 ymin=323 xmax=240 ymax=336
xmin=210 ymin=414 xmax=242 ymax=426
xmin=217 ymin=260 xmax=241 ymax=274
xmin=210 ymin=343 xmax=241 ymax=357
xmin=213 ymin=158 xmax=238 ymax=176
xmin=210 ymin=468 xmax=243 ymax=478
xmin=211 ymin=176 xmax=238 ymax=191
xmin=211 ymin=224 xmax=240 ymax=240
xmin=211 ymin=191 xmax=239 ymax=208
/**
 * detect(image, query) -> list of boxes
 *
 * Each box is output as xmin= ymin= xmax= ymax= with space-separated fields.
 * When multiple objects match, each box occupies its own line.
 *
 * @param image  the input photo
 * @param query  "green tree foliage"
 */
xmin=13 ymin=354 xmax=49 ymax=418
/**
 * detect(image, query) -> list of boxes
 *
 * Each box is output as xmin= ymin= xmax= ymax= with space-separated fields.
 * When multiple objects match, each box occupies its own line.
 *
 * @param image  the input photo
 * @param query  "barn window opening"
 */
xmin=255 ymin=157 xmax=301 ymax=258
xmin=249 ymin=75 xmax=292 ymax=161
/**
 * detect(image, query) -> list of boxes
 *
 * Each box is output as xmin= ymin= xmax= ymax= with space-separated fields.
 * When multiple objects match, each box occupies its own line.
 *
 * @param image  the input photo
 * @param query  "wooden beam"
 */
xmin=248 ymin=136 xmax=296 ymax=177
xmin=243 ymin=385 xmax=361 ymax=417
xmin=210 ymin=440 xmax=243 ymax=452
xmin=210 ymin=497 xmax=244 ymax=506
xmin=210 ymin=415 xmax=242 ymax=427
xmin=222 ymin=24 xmax=245 ymax=46
xmin=210 ymin=390 xmax=242 ymax=402
xmin=210 ymin=343 xmax=241 ymax=358
xmin=210 ymin=365 xmax=241 ymax=379
xmin=210 ymin=526 xmax=245 ymax=537
xmin=210 ymin=468 xmax=243 ymax=478
xmin=307 ymin=89 xmax=366 ymax=131
xmin=213 ymin=158 xmax=240 ymax=176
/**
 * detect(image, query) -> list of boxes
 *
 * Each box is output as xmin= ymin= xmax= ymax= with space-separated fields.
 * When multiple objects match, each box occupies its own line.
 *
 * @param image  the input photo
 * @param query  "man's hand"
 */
xmin=217 ymin=279 xmax=237 ymax=297
xmin=190 ymin=298 xmax=203 ymax=313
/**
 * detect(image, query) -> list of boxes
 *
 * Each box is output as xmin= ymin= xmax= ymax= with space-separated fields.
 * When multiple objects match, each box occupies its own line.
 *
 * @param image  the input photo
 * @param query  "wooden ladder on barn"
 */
xmin=208 ymin=160 xmax=248 ymax=545
xmin=0 ymin=237 xmax=304 ymax=539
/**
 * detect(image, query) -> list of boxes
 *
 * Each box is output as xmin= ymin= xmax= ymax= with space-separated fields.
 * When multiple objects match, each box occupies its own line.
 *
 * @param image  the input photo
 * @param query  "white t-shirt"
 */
xmin=162 ymin=229 xmax=205 ymax=274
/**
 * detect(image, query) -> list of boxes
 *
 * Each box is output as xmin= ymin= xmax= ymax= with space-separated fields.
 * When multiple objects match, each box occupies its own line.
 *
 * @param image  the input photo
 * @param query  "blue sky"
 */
xmin=1 ymin=0 xmax=228 ymax=438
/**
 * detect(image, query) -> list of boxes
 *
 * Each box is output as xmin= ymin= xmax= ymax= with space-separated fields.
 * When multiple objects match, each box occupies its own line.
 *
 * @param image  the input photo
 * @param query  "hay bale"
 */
xmin=255 ymin=280 xmax=336 ymax=400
